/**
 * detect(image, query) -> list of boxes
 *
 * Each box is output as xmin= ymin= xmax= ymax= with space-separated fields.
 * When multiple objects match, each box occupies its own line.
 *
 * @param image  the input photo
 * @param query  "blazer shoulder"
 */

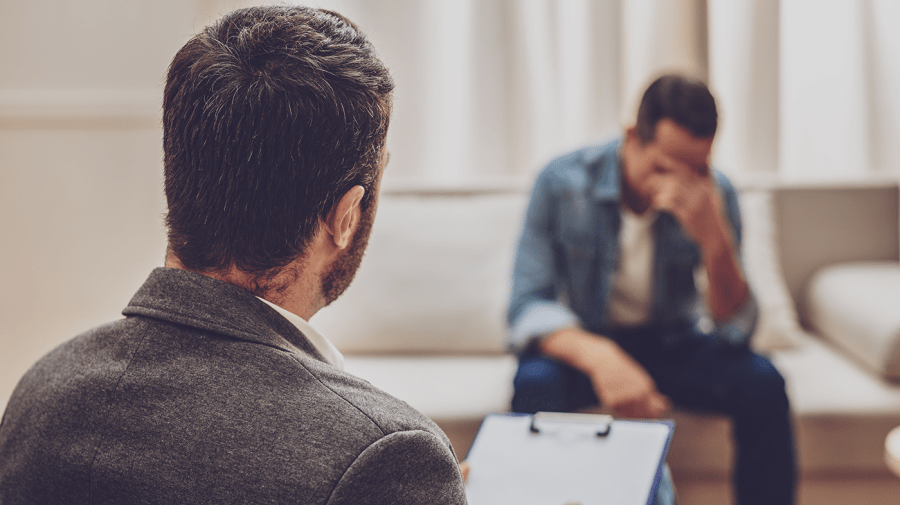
xmin=299 ymin=358 xmax=451 ymax=445
xmin=326 ymin=430 xmax=466 ymax=505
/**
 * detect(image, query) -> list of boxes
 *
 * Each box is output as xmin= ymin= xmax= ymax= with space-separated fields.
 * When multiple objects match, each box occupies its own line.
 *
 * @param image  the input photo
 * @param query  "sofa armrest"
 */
xmin=805 ymin=262 xmax=900 ymax=380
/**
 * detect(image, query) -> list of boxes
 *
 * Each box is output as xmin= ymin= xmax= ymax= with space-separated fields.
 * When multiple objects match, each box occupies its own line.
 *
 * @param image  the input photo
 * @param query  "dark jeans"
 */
xmin=512 ymin=327 xmax=796 ymax=505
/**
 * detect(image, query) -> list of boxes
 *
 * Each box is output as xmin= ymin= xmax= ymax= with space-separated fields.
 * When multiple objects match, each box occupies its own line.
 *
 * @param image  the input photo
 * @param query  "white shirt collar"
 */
xmin=256 ymin=297 xmax=345 ymax=370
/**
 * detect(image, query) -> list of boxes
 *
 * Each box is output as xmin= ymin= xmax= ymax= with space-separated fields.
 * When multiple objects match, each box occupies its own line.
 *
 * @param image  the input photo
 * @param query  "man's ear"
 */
xmin=323 ymin=185 xmax=365 ymax=249
xmin=623 ymin=125 xmax=652 ymax=155
xmin=624 ymin=125 xmax=640 ymax=144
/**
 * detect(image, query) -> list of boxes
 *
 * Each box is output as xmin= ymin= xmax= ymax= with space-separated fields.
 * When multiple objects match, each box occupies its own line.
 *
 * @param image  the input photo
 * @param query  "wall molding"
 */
xmin=733 ymin=172 xmax=900 ymax=192
xmin=0 ymin=88 xmax=161 ymax=129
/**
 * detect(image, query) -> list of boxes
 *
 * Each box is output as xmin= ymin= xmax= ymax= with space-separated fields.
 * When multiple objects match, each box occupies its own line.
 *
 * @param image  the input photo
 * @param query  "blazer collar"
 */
xmin=122 ymin=267 xmax=329 ymax=364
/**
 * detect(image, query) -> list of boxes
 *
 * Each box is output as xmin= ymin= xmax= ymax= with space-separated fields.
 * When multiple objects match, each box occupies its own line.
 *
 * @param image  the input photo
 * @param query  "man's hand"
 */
xmin=646 ymin=157 xmax=749 ymax=320
xmin=541 ymin=328 xmax=670 ymax=419
xmin=650 ymin=167 xmax=729 ymax=255
xmin=585 ymin=339 xmax=671 ymax=419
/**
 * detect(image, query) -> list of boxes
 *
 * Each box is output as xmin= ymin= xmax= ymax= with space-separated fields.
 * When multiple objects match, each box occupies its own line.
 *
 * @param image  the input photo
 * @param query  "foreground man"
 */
xmin=508 ymin=74 xmax=796 ymax=505
xmin=0 ymin=6 xmax=466 ymax=504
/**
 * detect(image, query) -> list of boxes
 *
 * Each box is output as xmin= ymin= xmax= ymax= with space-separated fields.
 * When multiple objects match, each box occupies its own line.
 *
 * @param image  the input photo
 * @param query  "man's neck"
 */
xmin=164 ymin=255 xmax=323 ymax=321
xmin=618 ymin=164 xmax=650 ymax=215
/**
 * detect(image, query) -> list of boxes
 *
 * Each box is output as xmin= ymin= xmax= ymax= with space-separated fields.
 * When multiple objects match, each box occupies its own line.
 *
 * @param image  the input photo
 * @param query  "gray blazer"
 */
xmin=0 ymin=268 xmax=467 ymax=504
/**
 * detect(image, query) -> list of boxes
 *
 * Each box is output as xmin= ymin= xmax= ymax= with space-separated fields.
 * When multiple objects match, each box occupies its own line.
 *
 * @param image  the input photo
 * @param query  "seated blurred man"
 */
xmin=0 ymin=6 xmax=466 ymax=504
xmin=508 ymin=74 xmax=795 ymax=505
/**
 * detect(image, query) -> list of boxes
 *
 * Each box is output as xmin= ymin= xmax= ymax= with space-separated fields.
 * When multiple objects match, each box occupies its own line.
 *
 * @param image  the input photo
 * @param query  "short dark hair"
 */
xmin=635 ymin=74 xmax=717 ymax=143
xmin=163 ymin=6 xmax=394 ymax=279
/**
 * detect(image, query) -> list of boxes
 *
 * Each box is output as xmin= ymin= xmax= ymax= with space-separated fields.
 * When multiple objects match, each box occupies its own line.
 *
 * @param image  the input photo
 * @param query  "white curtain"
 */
xmin=708 ymin=0 xmax=900 ymax=180
xmin=317 ymin=0 xmax=628 ymax=187
xmin=4 ymin=0 xmax=895 ymax=188
xmin=312 ymin=0 xmax=900 ymax=186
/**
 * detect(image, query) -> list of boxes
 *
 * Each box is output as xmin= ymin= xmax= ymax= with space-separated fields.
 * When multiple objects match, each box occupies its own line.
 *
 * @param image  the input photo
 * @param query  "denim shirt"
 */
xmin=507 ymin=138 xmax=758 ymax=353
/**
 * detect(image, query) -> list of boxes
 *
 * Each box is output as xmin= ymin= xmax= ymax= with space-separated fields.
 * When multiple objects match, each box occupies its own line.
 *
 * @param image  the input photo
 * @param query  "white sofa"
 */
xmin=311 ymin=180 xmax=900 ymax=495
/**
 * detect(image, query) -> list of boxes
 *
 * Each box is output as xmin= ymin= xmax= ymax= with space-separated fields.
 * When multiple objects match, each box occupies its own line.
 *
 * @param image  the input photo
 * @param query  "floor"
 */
xmin=673 ymin=474 xmax=900 ymax=505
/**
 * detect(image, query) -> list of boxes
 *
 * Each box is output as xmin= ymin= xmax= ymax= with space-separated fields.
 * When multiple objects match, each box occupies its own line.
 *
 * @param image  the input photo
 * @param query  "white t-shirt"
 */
xmin=606 ymin=206 xmax=656 ymax=327
xmin=606 ymin=206 xmax=713 ymax=332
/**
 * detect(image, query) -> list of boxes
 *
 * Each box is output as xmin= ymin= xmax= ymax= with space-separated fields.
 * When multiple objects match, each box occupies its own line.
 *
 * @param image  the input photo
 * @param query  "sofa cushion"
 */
xmin=346 ymin=333 xmax=900 ymax=473
xmin=312 ymin=192 xmax=528 ymax=354
xmin=344 ymin=355 xmax=518 ymax=420
xmin=805 ymin=262 xmax=900 ymax=380
xmin=738 ymin=190 xmax=806 ymax=350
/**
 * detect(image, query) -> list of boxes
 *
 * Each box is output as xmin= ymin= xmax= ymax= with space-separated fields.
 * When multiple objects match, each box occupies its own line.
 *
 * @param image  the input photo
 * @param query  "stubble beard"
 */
xmin=319 ymin=198 xmax=376 ymax=307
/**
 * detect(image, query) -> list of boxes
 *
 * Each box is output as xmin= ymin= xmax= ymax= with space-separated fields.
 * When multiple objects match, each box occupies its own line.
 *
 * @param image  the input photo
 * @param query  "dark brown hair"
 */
xmin=636 ymin=74 xmax=717 ymax=143
xmin=163 ymin=6 xmax=394 ymax=280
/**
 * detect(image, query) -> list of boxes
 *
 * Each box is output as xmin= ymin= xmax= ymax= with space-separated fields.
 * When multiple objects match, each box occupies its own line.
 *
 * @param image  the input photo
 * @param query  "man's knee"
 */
xmin=515 ymin=355 xmax=567 ymax=384
xmin=512 ymin=355 xmax=572 ymax=414
xmin=738 ymin=354 xmax=790 ymax=414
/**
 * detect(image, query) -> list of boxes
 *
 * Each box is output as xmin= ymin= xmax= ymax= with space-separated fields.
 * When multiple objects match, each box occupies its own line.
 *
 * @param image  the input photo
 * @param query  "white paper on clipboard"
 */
xmin=464 ymin=413 xmax=673 ymax=505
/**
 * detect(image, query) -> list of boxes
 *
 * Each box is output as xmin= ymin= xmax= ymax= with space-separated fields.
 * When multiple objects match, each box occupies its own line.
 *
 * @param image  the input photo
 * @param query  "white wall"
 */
xmin=0 ymin=0 xmax=251 ymax=412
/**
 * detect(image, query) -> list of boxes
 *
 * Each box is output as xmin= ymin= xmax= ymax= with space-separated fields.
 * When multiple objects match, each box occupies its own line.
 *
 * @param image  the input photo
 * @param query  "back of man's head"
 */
xmin=163 ymin=6 xmax=394 ymax=282
xmin=635 ymin=74 xmax=717 ymax=143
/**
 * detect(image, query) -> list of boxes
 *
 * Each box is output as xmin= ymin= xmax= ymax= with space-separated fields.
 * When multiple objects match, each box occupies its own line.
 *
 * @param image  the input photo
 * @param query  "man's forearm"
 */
xmin=700 ymin=225 xmax=749 ymax=321
xmin=649 ymin=170 xmax=750 ymax=321
xmin=539 ymin=327 xmax=671 ymax=418
xmin=539 ymin=328 xmax=618 ymax=375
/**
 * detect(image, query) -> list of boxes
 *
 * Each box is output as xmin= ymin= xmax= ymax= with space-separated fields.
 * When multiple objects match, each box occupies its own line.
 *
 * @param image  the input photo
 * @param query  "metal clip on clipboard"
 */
xmin=528 ymin=412 xmax=613 ymax=437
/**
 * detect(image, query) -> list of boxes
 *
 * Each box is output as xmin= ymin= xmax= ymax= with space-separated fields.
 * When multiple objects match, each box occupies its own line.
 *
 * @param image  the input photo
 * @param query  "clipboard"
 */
xmin=464 ymin=412 xmax=673 ymax=505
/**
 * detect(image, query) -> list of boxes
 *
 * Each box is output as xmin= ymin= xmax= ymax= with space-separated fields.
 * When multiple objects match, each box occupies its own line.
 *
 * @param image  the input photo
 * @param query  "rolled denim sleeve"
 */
xmin=509 ymin=302 xmax=581 ymax=353
xmin=507 ymin=169 xmax=581 ymax=353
